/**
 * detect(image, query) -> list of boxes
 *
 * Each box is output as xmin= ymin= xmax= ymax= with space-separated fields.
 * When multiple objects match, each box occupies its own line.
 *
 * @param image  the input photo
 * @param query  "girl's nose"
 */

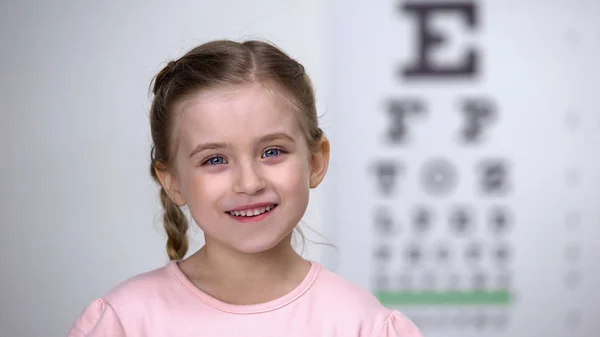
xmin=233 ymin=162 xmax=267 ymax=195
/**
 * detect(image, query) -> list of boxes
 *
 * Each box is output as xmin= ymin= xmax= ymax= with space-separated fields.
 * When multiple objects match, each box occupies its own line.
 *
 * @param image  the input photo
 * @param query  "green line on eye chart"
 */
xmin=375 ymin=290 xmax=514 ymax=306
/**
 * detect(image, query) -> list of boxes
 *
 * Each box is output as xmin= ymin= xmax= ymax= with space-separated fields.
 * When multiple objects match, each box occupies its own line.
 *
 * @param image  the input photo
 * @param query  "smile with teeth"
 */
xmin=227 ymin=204 xmax=277 ymax=217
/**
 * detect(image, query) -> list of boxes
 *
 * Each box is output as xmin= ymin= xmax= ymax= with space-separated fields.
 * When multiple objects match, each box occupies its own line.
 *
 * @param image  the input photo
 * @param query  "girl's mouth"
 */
xmin=226 ymin=204 xmax=278 ymax=222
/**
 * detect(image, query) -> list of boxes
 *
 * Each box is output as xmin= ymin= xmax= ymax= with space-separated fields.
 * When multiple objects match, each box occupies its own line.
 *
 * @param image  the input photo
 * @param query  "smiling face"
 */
xmin=157 ymin=82 xmax=329 ymax=254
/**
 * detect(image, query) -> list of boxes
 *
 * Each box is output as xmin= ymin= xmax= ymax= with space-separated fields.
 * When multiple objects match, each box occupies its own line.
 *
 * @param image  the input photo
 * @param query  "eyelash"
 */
xmin=262 ymin=147 xmax=287 ymax=158
xmin=202 ymin=155 xmax=227 ymax=166
xmin=200 ymin=147 xmax=287 ymax=166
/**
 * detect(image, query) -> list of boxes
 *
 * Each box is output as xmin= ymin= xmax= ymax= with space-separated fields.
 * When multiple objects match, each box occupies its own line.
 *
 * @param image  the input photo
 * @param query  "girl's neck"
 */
xmin=179 ymin=234 xmax=311 ymax=305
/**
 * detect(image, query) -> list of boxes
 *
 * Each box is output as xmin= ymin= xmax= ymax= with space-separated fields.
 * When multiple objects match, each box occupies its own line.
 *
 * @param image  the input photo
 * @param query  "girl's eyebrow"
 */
xmin=188 ymin=132 xmax=296 ymax=159
xmin=258 ymin=132 xmax=295 ymax=144
xmin=188 ymin=142 xmax=230 ymax=159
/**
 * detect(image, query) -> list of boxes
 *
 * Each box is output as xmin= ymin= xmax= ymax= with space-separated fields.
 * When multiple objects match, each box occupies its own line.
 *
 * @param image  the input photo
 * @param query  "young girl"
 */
xmin=68 ymin=39 xmax=423 ymax=337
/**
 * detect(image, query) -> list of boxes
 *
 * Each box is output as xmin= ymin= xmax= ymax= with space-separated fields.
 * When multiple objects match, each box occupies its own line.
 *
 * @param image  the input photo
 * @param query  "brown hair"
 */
xmin=148 ymin=40 xmax=324 ymax=260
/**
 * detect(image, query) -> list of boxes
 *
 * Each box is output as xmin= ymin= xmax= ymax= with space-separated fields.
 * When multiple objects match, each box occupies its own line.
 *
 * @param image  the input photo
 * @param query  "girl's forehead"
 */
xmin=173 ymin=83 xmax=303 ymax=144
xmin=175 ymin=83 xmax=294 ymax=119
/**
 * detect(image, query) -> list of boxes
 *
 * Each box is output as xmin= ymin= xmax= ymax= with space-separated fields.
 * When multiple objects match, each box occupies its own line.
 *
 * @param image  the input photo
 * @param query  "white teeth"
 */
xmin=228 ymin=205 xmax=276 ymax=217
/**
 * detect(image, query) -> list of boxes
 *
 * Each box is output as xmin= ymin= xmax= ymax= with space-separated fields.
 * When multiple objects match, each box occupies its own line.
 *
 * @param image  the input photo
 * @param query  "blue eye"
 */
xmin=263 ymin=148 xmax=283 ymax=158
xmin=204 ymin=156 xmax=227 ymax=166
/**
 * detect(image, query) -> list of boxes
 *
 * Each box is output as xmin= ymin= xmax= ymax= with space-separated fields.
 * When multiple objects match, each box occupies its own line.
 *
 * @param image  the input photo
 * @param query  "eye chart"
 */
xmin=327 ymin=1 xmax=600 ymax=337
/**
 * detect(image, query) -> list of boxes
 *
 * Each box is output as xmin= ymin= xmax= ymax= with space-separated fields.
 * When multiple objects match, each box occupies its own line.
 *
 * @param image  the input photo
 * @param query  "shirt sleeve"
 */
xmin=370 ymin=310 xmax=424 ymax=337
xmin=68 ymin=298 xmax=126 ymax=337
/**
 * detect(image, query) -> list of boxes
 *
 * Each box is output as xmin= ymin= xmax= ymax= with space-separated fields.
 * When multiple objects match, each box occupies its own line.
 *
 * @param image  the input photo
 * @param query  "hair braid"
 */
xmin=159 ymin=187 xmax=189 ymax=260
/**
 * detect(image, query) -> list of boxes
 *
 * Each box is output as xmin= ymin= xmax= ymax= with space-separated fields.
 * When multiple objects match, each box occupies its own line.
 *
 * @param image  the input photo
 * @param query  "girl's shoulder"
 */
xmin=307 ymin=264 xmax=423 ymax=337
xmin=311 ymin=265 xmax=386 ymax=311
xmin=102 ymin=261 xmax=176 ymax=304
xmin=68 ymin=261 xmax=178 ymax=336
xmin=68 ymin=298 xmax=124 ymax=337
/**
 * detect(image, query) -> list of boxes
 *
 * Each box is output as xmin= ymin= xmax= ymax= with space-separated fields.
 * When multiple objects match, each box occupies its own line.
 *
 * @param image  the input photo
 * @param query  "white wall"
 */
xmin=0 ymin=1 xmax=333 ymax=336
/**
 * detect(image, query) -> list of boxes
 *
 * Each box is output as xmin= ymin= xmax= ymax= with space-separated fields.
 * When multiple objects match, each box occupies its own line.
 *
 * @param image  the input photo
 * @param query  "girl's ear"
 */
xmin=309 ymin=136 xmax=330 ymax=189
xmin=154 ymin=164 xmax=187 ymax=206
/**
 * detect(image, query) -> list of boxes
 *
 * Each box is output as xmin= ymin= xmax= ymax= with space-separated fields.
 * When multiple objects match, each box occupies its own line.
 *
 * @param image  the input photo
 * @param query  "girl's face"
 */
xmin=161 ymin=83 xmax=329 ymax=254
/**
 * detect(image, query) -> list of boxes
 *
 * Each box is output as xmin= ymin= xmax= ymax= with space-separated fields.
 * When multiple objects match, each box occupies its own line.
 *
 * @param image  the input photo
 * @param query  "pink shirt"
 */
xmin=68 ymin=261 xmax=423 ymax=337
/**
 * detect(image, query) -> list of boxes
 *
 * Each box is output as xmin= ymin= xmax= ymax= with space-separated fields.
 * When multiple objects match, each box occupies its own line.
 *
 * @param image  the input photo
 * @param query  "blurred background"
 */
xmin=1 ymin=0 xmax=599 ymax=336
